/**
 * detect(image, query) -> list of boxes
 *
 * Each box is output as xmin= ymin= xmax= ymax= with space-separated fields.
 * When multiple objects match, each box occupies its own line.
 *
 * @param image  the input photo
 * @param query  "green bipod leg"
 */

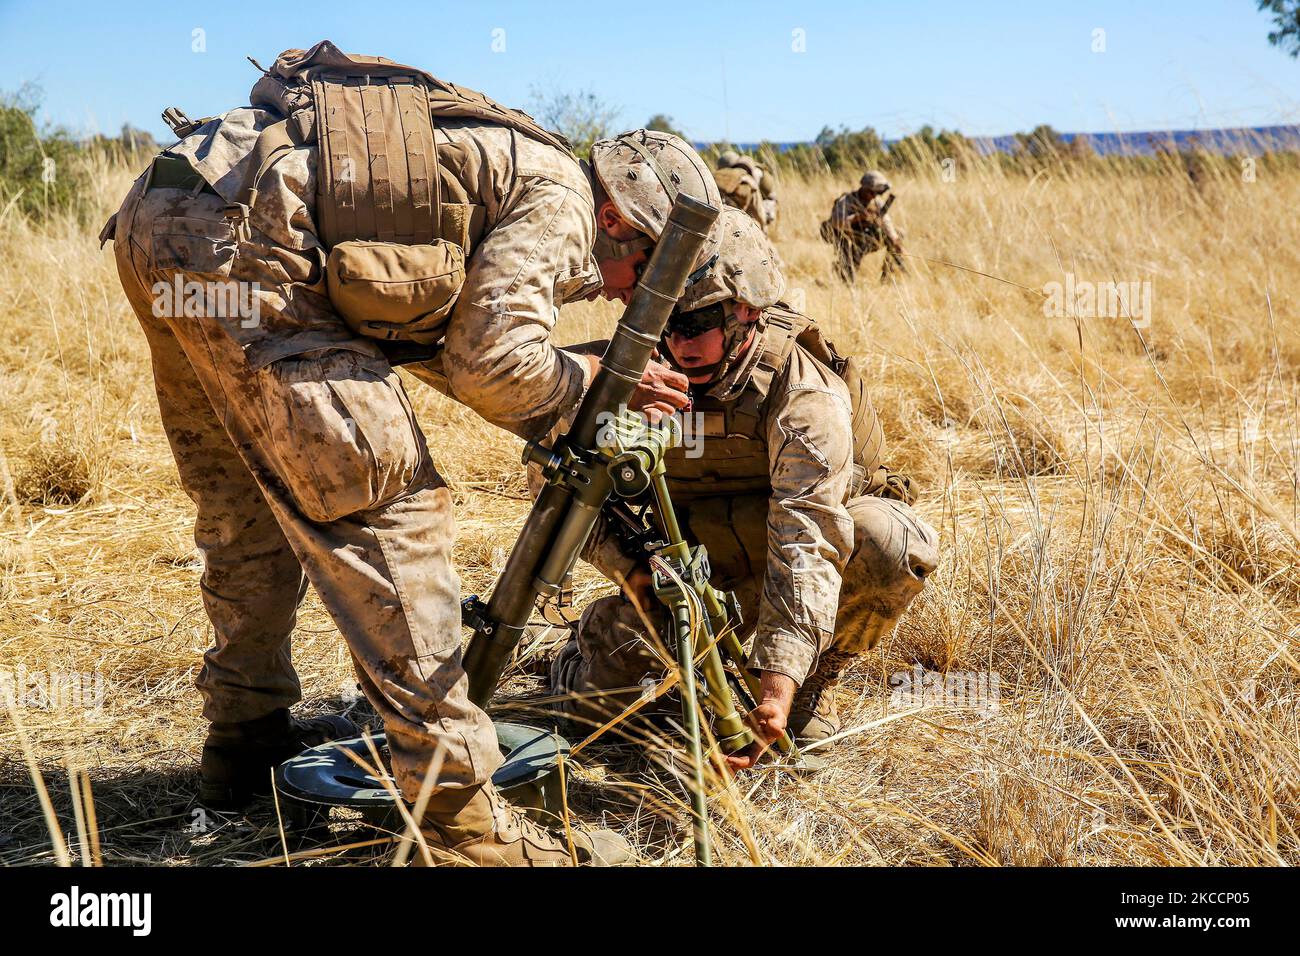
xmin=669 ymin=596 xmax=712 ymax=866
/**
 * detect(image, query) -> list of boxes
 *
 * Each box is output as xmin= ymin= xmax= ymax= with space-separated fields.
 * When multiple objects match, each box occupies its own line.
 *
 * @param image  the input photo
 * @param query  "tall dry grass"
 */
xmin=0 ymin=146 xmax=1296 ymax=866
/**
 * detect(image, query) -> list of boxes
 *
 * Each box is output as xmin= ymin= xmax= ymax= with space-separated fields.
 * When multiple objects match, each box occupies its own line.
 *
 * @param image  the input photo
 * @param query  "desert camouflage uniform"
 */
xmin=550 ymin=317 xmax=940 ymax=725
xmin=758 ymin=165 xmax=779 ymax=228
xmin=713 ymin=163 xmax=766 ymax=229
xmin=108 ymin=105 xmax=599 ymax=801
xmin=824 ymin=190 xmax=905 ymax=282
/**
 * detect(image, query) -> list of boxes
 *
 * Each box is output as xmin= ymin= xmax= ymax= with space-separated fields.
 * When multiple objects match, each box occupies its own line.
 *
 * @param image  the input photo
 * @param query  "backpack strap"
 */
xmin=224 ymin=111 xmax=311 ymax=241
xmin=427 ymin=81 xmax=573 ymax=156
xmin=161 ymin=107 xmax=218 ymax=139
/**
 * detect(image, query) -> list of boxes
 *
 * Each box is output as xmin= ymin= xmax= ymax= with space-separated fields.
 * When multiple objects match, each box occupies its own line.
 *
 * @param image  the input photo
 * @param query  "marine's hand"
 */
xmin=724 ymin=671 xmax=797 ymax=771
xmin=630 ymin=359 xmax=690 ymax=424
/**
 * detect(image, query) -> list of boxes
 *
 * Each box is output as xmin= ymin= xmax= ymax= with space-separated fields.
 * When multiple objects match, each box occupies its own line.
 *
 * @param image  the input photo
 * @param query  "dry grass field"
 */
xmin=1 ymin=148 xmax=1297 ymax=866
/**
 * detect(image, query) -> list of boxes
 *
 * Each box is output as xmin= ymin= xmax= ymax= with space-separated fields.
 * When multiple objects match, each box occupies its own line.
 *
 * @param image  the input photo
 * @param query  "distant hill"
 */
xmin=707 ymin=124 xmax=1300 ymax=157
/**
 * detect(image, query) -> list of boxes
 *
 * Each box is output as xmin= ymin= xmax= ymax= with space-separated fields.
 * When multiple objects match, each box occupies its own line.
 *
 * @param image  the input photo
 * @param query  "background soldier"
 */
xmin=758 ymin=160 xmax=779 ymax=229
xmin=104 ymin=41 xmax=720 ymax=866
xmin=821 ymin=170 xmax=906 ymax=282
xmin=549 ymin=208 xmax=940 ymax=764
xmin=714 ymin=150 xmax=769 ymax=230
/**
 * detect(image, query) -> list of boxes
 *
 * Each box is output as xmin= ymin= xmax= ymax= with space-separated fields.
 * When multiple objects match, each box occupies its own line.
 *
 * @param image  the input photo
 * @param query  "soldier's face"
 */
xmin=595 ymin=201 xmax=650 ymax=304
xmin=664 ymin=302 xmax=759 ymax=384
xmin=597 ymin=249 xmax=648 ymax=304
xmin=665 ymin=326 xmax=726 ymax=383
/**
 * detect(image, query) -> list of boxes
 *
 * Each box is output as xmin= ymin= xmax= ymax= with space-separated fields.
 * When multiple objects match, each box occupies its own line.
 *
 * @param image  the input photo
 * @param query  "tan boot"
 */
xmin=787 ymin=651 xmax=855 ymax=744
xmin=415 ymin=782 xmax=632 ymax=867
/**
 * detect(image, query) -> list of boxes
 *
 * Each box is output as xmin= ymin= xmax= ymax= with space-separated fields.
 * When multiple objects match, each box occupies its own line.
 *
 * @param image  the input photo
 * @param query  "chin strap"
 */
xmin=593 ymin=231 xmax=653 ymax=262
xmin=619 ymin=132 xmax=679 ymax=202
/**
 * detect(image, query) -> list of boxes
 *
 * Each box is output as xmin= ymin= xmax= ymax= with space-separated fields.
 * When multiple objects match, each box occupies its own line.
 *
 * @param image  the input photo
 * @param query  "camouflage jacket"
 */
xmin=168 ymin=106 xmax=601 ymax=439
xmin=830 ymin=190 xmax=902 ymax=248
xmin=583 ymin=327 xmax=856 ymax=685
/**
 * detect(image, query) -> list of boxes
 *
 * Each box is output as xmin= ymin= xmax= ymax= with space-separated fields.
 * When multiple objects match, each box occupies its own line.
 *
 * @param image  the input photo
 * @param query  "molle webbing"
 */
xmin=314 ymin=72 xmax=439 ymax=247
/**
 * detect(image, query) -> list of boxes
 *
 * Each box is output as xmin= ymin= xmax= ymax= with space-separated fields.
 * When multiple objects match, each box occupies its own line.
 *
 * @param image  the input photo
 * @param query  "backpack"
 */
xmin=713 ymin=166 xmax=764 ymax=226
xmin=210 ymin=41 xmax=575 ymax=343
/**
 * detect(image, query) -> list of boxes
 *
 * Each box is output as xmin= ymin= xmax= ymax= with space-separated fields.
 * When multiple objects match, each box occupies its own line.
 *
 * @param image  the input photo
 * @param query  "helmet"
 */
xmin=590 ymin=130 xmax=723 ymax=266
xmin=663 ymin=207 xmax=785 ymax=388
xmin=730 ymin=155 xmax=760 ymax=179
xmin=717 ymin=149 xmax=741 ymax=169
xmin=676 ymin=207 xmax=784 ymax=313
xmin=860 ymin=170 xmax=891 ymax=193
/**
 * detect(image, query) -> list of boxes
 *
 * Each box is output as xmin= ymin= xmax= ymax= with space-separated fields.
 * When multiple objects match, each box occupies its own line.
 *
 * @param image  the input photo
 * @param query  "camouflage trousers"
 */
xmin=831 ymin=228 xmax=890 ymax=283
xmin=551 ymin=494 xmax=940 ymax=726
xmin=111 ymin=174 xmax=501 ymax=800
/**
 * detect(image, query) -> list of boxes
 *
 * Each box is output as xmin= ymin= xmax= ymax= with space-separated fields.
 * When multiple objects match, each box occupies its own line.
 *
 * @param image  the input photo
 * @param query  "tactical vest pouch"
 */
xmin=791 ymin=323 xmax=885 ymax=495
xmin=325 ymin=239 xmax=464 ymax=343
xmin=664 ymin=436 xmax=772 ymax=501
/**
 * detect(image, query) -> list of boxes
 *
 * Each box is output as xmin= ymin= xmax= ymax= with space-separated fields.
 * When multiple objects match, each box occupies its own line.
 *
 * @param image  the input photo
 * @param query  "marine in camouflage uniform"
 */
xmin=105 ymin=41 xmax=720 ymax=866
xmin=549 ymin=208 xmax=939 ymax=747
xmin=757 ymin=162 xmax=779 ymax=229
xmin=714 ymin=152 xmax=769 ymax=230
xmin=822 ymin=170 xmax=906 ymax=283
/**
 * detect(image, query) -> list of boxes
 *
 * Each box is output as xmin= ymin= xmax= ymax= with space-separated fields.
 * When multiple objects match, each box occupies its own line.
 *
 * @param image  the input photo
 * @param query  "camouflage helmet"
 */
xmin=717 ymin=149 xmax=741 ymax=169
xmin=590 ymin=130 xmax=723 ymax=264
xmin=730 ymin=155 xmax=760 ymax=179
xmin=675 ymin=206 xmax=784 ymax=313
xmin=860 ymin=170 xmax=891 ymax=193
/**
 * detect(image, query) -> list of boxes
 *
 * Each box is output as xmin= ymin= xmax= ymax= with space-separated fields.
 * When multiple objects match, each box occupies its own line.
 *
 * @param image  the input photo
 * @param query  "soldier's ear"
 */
xmin=734 ymin=303 xmax=761 ymax=324
xmin=597 ymin=201 xmax=631 ymax=236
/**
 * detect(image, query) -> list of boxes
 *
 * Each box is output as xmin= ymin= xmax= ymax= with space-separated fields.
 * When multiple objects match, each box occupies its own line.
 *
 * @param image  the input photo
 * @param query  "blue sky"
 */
xmin=2 ymin=0 xmax=1296 ymax=143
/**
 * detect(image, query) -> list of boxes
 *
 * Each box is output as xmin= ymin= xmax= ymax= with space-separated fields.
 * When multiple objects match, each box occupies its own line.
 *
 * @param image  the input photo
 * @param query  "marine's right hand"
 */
xmin=629 ymin=359 xmax=690 ymax=424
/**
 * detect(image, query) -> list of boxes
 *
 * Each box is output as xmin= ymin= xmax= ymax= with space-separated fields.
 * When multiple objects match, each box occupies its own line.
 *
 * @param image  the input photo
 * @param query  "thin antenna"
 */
xmin=721 ymin=53 xmax=729 ymax=145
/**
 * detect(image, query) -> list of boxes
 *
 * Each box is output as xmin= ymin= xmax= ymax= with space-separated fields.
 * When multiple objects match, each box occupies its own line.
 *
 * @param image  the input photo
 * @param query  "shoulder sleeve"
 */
xmin=441 ymin=175 xmax=599 ymax=439
xmin=747 ymin=349 xmax=856 ymax=685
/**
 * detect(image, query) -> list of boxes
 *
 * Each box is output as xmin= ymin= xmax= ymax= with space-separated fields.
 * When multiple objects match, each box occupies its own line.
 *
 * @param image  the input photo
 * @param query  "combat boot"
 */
xmin=415 ymin=782 xmax=633 ymax=867
xmin=200 ymin=708 xmax=359 ymax=810
xmin=787 ymin=650 xmax=855 ymax=744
